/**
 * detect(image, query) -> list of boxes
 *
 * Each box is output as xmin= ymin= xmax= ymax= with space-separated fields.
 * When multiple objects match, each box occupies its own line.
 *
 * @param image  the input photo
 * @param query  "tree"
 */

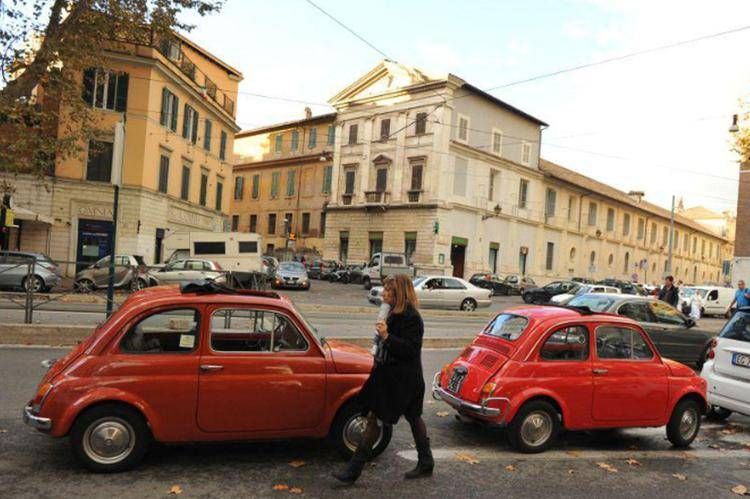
xmin=0 ymin=0 xmax=222 ymax=184
xmin=733 ymin=105 xmax=750 ymax=166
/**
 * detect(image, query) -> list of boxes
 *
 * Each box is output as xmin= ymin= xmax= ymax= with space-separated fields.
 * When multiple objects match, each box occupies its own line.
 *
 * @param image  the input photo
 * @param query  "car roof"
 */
xmin=501 ymin=304 xmax=637 ymax=327
xmin=122 ymin=285 xmax=294 ymax=310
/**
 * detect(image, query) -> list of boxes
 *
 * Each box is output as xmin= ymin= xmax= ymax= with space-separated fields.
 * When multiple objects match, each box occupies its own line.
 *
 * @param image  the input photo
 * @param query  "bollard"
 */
xmin=24 ymin=257 xmax=35 ymax=324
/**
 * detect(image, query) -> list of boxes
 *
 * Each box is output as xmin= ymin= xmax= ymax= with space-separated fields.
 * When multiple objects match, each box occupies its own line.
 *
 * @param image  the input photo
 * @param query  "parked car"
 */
xmin=272 ymin=261 xmax=310 ymax=290
xmin=362 ymin=252 xmax=413 ymax=290
xmin=679 ymin=286 xmax=734 ymax=318
xmin=596 ymin=279 xmax=644 ymax=296
xmin=74 ymin=255 xmax=148 ymax=293
xmin=147 ymin=259 xmax=224 ymax=286
xmin=567 ymin=294 xmax=716 ymax=368
xmin=571 ymin=277 xmax=595 ymax=284
xmin=333 ymin=263 xmax=365 ymax=284
xmin=550 ymin=284 xmax=621 ymax=305
xmin=22 ymin=284 xmax=391 ymax=472
xmin=368 ymin=276 xmax=492 ymax=311
xmin=469 ymin=273 xmax=536 ymax=296
xmin=522 ymin=281 xmax=580 ymax=304
xmin=309 ymin=260 xmax=340 ymax=281
xmin=503 ymin=274 xmax=538 ymax=295
xmin=701 ymin=307 xmax=750 ymax=421
xmin=432 ymin=305 xmax=707 ymax=453
xmin=0 ymin=251 xmax=61 ymax=292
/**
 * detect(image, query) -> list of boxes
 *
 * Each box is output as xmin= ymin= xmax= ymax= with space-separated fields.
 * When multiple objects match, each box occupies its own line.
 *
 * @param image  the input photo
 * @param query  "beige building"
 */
xmin=3 ymin=32 xmax=242 ymax=272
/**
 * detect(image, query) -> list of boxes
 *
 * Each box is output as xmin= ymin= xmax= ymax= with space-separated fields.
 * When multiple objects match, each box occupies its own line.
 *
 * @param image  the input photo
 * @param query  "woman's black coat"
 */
xmin=357 ymin=305 xmax=425 ymax=425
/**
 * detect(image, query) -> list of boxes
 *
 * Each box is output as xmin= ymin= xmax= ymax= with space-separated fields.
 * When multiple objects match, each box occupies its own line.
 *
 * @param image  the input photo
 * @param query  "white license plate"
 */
xmin=732 ymin=352 xmax=750 ymax=368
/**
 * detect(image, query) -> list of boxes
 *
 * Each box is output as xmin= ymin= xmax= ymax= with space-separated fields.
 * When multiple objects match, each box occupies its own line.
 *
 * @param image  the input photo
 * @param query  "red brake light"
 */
xmin=708 ymin=339 xmax=717 ymax=359
xmin=213 ymin=261 xmax=222 ymax=270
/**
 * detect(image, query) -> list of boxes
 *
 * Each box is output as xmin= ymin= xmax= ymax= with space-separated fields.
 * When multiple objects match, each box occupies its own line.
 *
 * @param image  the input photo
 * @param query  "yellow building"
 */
xmin=232 ymin=112 xmax=336 ymax=256
xmin=3 ymin=32 xmax=242 ymax=271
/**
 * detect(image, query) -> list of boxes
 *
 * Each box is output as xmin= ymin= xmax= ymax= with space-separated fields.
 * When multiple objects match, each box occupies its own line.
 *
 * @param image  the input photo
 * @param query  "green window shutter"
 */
xmin=115 ymin=73 xmax=128 ymax=112
xmin=182 ymin=104 xmax=190 ymax=138
xmin=271 ymin=172 xmax=279 ymax=198
xmin=322 ymin=165 xmax=332 ymax=194
xmin=286 ymin=170 xmax=296 ymax=196
xmin=308 ymin=128 xmax=317 ymax=148
xmin=204 ymin=120 xmax=212 ymax=151
xmin=160 ymin=87 xmax=169 ymax=126
xmin=171 ymin=95 xmax=179 ymax=131
xmin=219 ymin=131 xmax=227 ymax=160
xmin=327 ymin=125 xmax=335 ymax=145
xmin=192 ymin=110 xmax=199 ymax=144
xmin=252 ymin=174 xmax=259 ymax=198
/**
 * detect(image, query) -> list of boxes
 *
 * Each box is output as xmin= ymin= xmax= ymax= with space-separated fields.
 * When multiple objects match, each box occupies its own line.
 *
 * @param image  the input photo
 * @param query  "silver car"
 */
xmin=148 ymin=259 xmax=224 ymax=286
xmin=272 ymin=261 xmax=310 ymax=290
xmin=0 ymin=251 xmax=61 ymax=292
xmin=75 ymin=255 xmax=148 ymax=293
xmin=368 ymin=276 xmax=492 ymax=311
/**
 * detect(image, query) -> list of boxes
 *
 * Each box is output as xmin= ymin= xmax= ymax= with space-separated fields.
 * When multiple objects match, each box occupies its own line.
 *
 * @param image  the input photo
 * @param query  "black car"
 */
xmin=308 ymin=259 xmax=339 ymax=280
xmin=596 ymin=279 xmax=646 ymax=296
xmin=469 ymin=273 xmax=537 ymax=296
xmin=522 ymin=281 xmax=579 ymax=304
xmin=334 ymin=264 xmax=365 ymax=284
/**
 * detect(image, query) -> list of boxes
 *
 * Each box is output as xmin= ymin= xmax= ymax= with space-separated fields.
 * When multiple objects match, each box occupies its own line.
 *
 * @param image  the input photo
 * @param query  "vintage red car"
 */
xmin=23 ymin=285 xmax=390 ymax=472
xmin=433 ymin=305 xmax=707 ymax=453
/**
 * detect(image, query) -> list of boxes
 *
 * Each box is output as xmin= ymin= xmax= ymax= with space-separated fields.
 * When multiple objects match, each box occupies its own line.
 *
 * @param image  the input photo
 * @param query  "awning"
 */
xmin=11 ymin=206 xmax=54 ymax=225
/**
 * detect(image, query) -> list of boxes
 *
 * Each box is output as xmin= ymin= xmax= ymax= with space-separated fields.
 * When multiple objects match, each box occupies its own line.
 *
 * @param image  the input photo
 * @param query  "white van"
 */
xmin=362 ymin=252 xmax=414 ymax=290
xmin=162 ymin=231 xmax=262 ymax=272
xmin=680 ymin=286 xmax=734 ymax=317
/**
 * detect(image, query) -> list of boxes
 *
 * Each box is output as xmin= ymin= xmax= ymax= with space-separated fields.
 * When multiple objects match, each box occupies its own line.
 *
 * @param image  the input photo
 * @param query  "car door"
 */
xmin=419 ymin=278 xmax=444 ymax=307
xmin=443 ymin=278 xmax=468 ymax=308
xmin=197 ymin=306 xmax=326 ymax=433
xmin=114 ymin=255 xmax=131 ymax=287
xmin=704 ymin=289 xmax=720 ymax=315
xmin=591 ymin=324 xmax=669 ymax=422
xmin=158 ymin=260 xmax=186 ymax=284
xmin=615 ymin=300 xmax=670 ymax=354
xmin=648 ymin=301 xmax=710 ymax=364
xmin=181 ymin=260 xmax=207 ymax=282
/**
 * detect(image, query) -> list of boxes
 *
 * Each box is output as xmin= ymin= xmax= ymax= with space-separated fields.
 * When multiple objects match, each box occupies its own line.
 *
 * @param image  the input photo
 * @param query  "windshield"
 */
xmin=575 ymin=285 xmax=592 ymax=295
xmin=413 ymin=276 xmax=427 ymax=287
xmin=568 ymin=295 xmax=616 ymax=312
xmin=279 ymin=262 xmax=305 ymax=271
xmin=483 ymin=313 xmax=529 ymax=341
xmin=718 ymin=311 xmax=750 ymax=342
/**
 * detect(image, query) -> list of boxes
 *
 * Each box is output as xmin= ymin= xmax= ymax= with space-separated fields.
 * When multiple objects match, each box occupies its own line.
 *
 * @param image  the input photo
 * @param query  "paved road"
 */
xmin=1 ymin=346 xmax=748 ymax=498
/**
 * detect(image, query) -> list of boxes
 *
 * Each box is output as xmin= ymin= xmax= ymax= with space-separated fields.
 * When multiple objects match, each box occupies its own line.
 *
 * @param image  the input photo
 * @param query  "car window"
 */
xmin=165 ymin=260 xmax=185 ymax=271
xmin=718 ymin=312 xmax=750 ymax=343
xmin=525 ymin=278 xmax=536 ymax=285
xmin=568 ymin=295 xmax=615 ymax=312
xmin=443 ymin=278 xmax=466 ymax=290
xmin=186 ymin=260 xmax=204 ymax=270
xmin=617 ymin=302 xmax=655 ymax=323
xmin=707 ymin=290 xmax=719 ymax=300
xmin=649 ymin=301 xmax=686 ymax=326
xmin=483 ymin=314 xmax=529 ymax=341
xmin=544 ymin=282 xmax=559 ymax=291
xmin=115 ymin=256 xmax=128 ymax=267
xmin=120 ymin=308 xmax=199 ymax=353
xmin=506 ymin=276 xmax=518 ymax=284
xmin=210 ymin=309 xmax=308 ymax=353
xmin=370 ymin=256 xmax=380 ymax=267
xmin=540 ymin=325 xmax=589 ymax=361
xmin=595 ymin=326 xmax=653 ymax=360
xmin=424 ymin=278 xmax=443 ymax=289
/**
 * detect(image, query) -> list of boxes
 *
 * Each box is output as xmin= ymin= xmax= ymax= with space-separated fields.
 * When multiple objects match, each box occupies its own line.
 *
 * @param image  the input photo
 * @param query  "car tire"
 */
xmin=522 ymin=293 xmax=533 ymax=304
xmin=22 ymin=275 xmax=45 ymax=293
xmin=363 ymin=277 xmax=372 ymax=290
xmin=706 ymin=406 xmax=732 ymax=422
xmin=460 ymin=298 xmax=477 ymax=312
xmin=130 ymin=278 xmax=147 ymax=292
xmin=341 ymin=275 xmax=350 ymax=284
xmin=507 ymin=400 xmax=560 ymax=453
xmin=70 ymin=403 xmax=151 ymax=473
xmin=329 ymin=401 xmax=392 ymax=460
xmin=666 ymin=398 xmax=701 ymax=448
xmin=75 ymin=278 xmax=95 ymax=294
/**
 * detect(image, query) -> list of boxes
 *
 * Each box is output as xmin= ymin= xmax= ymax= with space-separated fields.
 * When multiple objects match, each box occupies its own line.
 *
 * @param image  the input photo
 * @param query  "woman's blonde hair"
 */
xmin=384 ymin=274 xmax=419 ymax=314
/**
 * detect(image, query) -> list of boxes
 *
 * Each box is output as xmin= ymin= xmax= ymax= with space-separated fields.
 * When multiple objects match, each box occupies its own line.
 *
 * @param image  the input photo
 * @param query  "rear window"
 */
xmin=384 ymin=255 xmax=404 ymax=264
xmin=483 ymin=313 xmax=529 ymax=341
xmin=568 ymin=295 xmax=616 ymax=312
xmin=719 ymin=312 xmax=750 ymax=343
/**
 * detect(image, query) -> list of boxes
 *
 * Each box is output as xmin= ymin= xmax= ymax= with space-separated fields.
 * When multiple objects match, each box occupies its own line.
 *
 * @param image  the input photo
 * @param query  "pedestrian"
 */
xmin=332 ymin=274 xmax=433 ymax=484
xmin=658 ymin=275 xmax=679 ymax=307
xmin=730 ymin=280 xmax=750 ymax=312
xmin=688 ymin=292 xmax=703 ymax=321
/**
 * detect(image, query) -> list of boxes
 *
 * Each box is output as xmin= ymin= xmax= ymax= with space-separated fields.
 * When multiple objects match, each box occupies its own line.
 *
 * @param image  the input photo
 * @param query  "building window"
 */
xmin=545 ymin=188 xmax=556 ymax=218
xmin=684 ymin=233 xmax=689 ymax=252
xmin=268 ymin=213 xmax=276 ymax=235
xmin=701 ymin=239 xmax=706 ymax=257
xmin=286 ymin=170 xmax=296 ymax=197
xmin=369 ymin=232 xmax=383 ymax=258
xmin=623 ymin=213 xmax=631 ymax=236
xmin=339 ymin=231 xmax=349 ymax=262
xmin=199 ymin=171 xmax=208 ymax=206
xmin=489 ymin=243 xmax=499 ymax=273
xmin=322 ymin=165 xmax=333 ymax=194
xmin=457 ymin=114 xmax=469 ymax=142
xmin=219 ymin=131 xmax=227 ymax=161
xmin=546 ymin=242 xmax=554 ymax=271
xmin=231 ymin=215 xmax=239 ymax=231
xmin=348 ymin=124 xmax=358 ymax=145
xmin=301 ymin=213 xmax=310 ymax=235
xmin=590 ymin=251 xmax=597 ymax=268
xmin=375 ymin=168 xmax=387 ymax=192
xmin=674 ymin=231 xmax=680 ymax=251
xmin=158 ymin=155 xmax=169 ymax=193
xmin=215 ymin=177 xmax=223 ymax=211
xmin=251 ymin=174 xmax=260 ymax=199
xmin=327 ymin=125 xmax=335 ymax=145
xmin=587 ymin=202 xmax=597 ymax=226
xmin=492 ymin=130 xmax=503 ymax=155
xmin=82 ymin=69 xmax=128 ymax=111
xmin=159 ymin=88 xmax=179 ymax=131
xmin=608 ymin=253 xmax=614 ymax=267
xmin=234 ymin=176 xmax=244 ymax=200
xmin=650 ymin=222 xmax=657 ymax=244
xmin=415 ymin=112 xmax=428 ymax=135
xmin=180 ymin=165 xmax=190 ymax=200
xmin=284 ymin=213 xmax=293 ymax=235
xmin=249 ymin=214 xmax=257 ymax=233
xmin=291 ymin=130 xmax=299 ymax=151
xmin=405 ymin=232 xmax=417 ymax=265
xmin=274 ymin=134 xmax=283 ymax=153
xmin=411 ymin=162 xmax=424 ymax=191
xmin=606 ymin=208 xmax=615 ymax=231
xmin=518 ymin=179 xmax=529 ymax=209
xmin=319 ymin=212 xmax=326 ymax=236
xmin=380 ymin=118 xmax=391 ymax=140
xmin=308 ymin=127 xmax=317 ymax=148
xmin=182 ymin=104 xmax=198 ymax=144
xmin=488 ymin=170 xmax=497 ymax=201
xmin=453 ymin=157 xmax=468 ymax=196
xmin=637 ymin=218 xmax=645 ymax=240
xmin=270 ymin=171 xmax=280 ymax=198
xmin=344 ymin=169 xmax=356 ymax=194
xmin=568 ymin=196 xmax=576 ymax=221
xmin=663 ymin=226 xmax=669 ymax=247
xmin=203 ymin=119 xmax=212 ymax=151
xmin=624 ymin=251 xmax=630 ymax=274
xmin=521 ymin=142 xmax=532 ymax=165
xmin=86 ymin=140 xmax=114 ymax=182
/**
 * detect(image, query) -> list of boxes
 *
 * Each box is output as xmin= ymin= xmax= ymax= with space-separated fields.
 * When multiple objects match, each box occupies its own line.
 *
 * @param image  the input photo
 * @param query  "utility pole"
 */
xmin=667 ymin=194 xmax=675 ymax=275
xmin=106 ymin=121 xmax=125 ymax=317
xmin=0 ymin=193 xmax=11 ymax=251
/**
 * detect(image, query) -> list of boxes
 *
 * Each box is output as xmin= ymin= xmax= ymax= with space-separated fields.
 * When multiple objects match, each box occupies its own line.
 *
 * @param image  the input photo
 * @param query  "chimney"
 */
xmin=627 ymin=190 xmax=645 ymax=204
xmin=304 ymin=106 xmax=312 ymax=119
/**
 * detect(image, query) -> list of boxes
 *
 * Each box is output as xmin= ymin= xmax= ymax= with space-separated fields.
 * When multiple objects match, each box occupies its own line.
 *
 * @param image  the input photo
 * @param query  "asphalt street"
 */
xmin=1 ymin=347 xmax=748 ymax=498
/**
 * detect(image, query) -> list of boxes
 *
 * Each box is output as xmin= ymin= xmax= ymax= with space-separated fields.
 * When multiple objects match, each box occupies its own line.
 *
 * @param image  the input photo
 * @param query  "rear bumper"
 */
xmin=703 ymin=363 xmax=750 ymax=415
xmin=23 ymin=405 xmax=52 ymax=431
xmin=431 ymin=373 xmax=508 ymax=421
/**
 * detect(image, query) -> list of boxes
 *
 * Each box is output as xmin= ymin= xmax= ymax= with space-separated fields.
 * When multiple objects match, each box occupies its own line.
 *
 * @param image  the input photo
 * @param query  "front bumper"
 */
xmin=431 ymin=373 xmax=508 ymax=421
xmin=23 ymin=405 xmax=52 ymax=431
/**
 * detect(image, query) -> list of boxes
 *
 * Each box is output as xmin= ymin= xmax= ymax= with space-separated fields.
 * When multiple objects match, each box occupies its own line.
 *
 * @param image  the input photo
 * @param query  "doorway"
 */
xmin=519 ymin=247 xmax=528 ymax=276
xmin=76 ymin=219 xmax=114 ymax=272
xmin=154 ymin=228 xmax=165 ymax=264
xmin=450 ymin=237 xmax=467 ymax=278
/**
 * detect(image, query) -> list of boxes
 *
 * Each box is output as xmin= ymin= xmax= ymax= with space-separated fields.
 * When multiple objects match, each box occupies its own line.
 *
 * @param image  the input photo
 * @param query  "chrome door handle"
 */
xmin=200 ymin=364 xmax=224 ymax=372
xmin=592 ymin=368 xmax=608 ymax=375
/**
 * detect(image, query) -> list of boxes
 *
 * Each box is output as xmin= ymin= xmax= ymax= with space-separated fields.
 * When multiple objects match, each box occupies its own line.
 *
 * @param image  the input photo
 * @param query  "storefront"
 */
xmin=76 ymin=219 xmax=114 ymax=272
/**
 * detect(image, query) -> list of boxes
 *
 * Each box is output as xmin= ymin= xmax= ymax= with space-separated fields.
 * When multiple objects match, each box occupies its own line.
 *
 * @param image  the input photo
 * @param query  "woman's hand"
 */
xmin=376 ymin=320 xmax=388 ymax=340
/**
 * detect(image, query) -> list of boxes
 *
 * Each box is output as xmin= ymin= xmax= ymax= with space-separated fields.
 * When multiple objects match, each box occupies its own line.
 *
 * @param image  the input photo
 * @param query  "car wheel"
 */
xmin=460 ymin=298 xmax=477 ymax=312
xmin=363 ymin=277 xmax=372 ymax=290
xmin=22 ymin=275 xmax=45 ymax=293
xmin=507 ymin=400 xmax=560 ymax=453
xmin=75 ymin=279 xmax=95 ymax=294
xmin=330 ymin=402 xmax=392 ymax=460
xmin=522 ymin=293 xmax=533 ymax=304
xmin=130 ymin=278 xmax=147 ymax=292
xmin=666 ymin=398 xmax=701 ymax=448
xmin=706 ymin=406 xmax=732 ymax=422
xmin=70 ymin=403 xmax=150 ymax=473
xmin=341 ymin=275 xmax=350 ymax=284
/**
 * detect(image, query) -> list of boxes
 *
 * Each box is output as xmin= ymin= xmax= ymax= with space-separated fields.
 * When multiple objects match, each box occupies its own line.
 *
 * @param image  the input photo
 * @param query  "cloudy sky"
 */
xmin=184 ymin=0 xmax=750 ymax=214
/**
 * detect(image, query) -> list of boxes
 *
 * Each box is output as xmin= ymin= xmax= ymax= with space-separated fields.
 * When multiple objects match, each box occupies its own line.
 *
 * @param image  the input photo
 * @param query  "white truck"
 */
xmin=362 ymin=252 xmax=414 ymax=290
xmin=162 ymin=231 xmax=263 ymax=272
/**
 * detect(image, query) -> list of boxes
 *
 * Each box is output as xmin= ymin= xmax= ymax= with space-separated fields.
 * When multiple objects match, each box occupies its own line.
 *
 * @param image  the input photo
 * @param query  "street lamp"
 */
xmin=729 ymin=114 xmax=740 ymax=134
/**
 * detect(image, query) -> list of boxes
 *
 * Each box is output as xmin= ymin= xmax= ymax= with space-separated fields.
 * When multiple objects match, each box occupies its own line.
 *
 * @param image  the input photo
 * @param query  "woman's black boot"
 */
xmin=404 ymin=437 xmax=434 ymax=479
xmin=332 ymin=446 xmax=368 ymax=484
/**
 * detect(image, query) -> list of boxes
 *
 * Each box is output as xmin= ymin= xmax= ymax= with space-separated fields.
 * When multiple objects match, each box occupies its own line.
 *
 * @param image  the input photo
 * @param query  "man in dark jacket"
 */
xmin=658 ymin=275 xmax=679 ymax=307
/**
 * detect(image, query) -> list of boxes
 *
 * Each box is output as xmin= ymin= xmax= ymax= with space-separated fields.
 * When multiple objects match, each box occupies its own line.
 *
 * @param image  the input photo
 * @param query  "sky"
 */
xmin=182 ymin=0 xmax=750 ymax=214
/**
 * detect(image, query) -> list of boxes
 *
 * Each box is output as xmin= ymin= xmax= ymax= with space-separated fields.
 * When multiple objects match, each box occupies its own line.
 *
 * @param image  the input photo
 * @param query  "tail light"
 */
xmin=213 ymin=261 xmax=223 ymax=270
xmin=480 ymin=381 xmax=497 ymax=403
xmin=707 ymin=338 xmax=717 ymax=360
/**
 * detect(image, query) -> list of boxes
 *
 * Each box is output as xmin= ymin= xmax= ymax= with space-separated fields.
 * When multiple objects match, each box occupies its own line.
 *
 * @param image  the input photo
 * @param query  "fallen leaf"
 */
xmin=596 ymin=462 xmax=618 ymax=473
xmin=625 ymin=458 xmax=641 ymax=467
xmin=567 ymin=469 xmax=575 ymax=475
xmin=289 ymin=460 xmax=306 ymax=468
xmin=681 ymin=451 xmax=697 ymax=460
xmin=0 ymin=429 xmax=7 ymax=433
xmin=709 ymin=444 xmax=723 ymax=450
xmin=455 ymin=452 xmax=480 ymax=465
xmin=566 ymin=450 xmax=581 ymax=457
xmin=721 ymin=424 xmax=744 ymax=435
xmin=672 ymin=473 xmax=687 ymax=481
xmin=167 ymin=485 xmax=182 ymax=495
xmin=731 ymin=485 xmax=748 ymax=496
xmin=505 ymin=464 xmax=516 ymax=472
xmin=436 ymin=411 xmax=450 ymax=417
xmin=273 ymin=484 xmax=290 ymax=491
xmin=289 ymin=487 xmax=304 ymax=495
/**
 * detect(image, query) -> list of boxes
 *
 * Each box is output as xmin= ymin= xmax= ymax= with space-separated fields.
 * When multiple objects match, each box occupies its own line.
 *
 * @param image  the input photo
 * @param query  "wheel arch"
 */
xmin=55 ymin=390 xmax=159 ymax=439
xmin=674 ymin=391 xmax=708 ymax=415
xmin=506 ymin=391 xmax=566 ymax=427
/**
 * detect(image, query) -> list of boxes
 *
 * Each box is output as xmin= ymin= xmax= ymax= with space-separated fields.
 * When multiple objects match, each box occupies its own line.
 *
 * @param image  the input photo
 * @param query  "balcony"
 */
xmin=342 ymin=193 xmax=354 ymax=205
xmin=407 ymin=190 xmax=422 ymax=203
xmin=365 ymin=191 xmax=390 ymax=204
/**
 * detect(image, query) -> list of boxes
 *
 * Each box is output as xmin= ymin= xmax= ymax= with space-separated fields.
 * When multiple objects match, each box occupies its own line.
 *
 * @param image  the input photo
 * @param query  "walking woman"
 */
xmin=332 ymin=274 xmax=433 ymax=484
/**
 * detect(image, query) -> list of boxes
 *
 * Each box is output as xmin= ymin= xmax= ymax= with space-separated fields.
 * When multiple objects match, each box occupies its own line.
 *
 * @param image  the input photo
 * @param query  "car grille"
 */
xmin=479 ymin=354 xmax=499 ymax=370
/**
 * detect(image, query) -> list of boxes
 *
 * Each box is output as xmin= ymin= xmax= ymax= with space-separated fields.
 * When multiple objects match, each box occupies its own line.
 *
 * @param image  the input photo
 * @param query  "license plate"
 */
xmin=447 ymin=370 xmax=467 ymax=393
xmin=732 ymin=352 xmax=750 ymax=368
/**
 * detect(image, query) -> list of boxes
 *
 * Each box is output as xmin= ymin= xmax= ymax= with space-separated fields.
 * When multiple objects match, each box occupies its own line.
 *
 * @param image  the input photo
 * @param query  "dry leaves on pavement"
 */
xmin=625 ymin=458 xmax=642 ymax=467
xmin=672 ymin=473 xmax=687 ymax=481
xmin=596 ymin=462 xmax=618 ymax=473
xmin=565 ymin=450 xmax=581 ymax=457
xmin=288 ymin=460 xmax=306 ymax=468
xmin=273 ymin=484 xmax=290 ymax=491
xmin=436 ymin=411 xmax=450 ymax=417
xmin=731 ymin=485 xmax=748 ymax=496
xmin=167 ymin=485 xmax=183 ymax=495
xmin=709 ymin=444 xmax=723 ymax=450
xmin=720 ymin=424 xmax=744 ymax=435
xmin=455 ymin=452 xmax=480 ymax=465
xmin=289 ymin=488 xmax=304 ymax=495
xmin=504 ymin=464 xmax=516 ymax=472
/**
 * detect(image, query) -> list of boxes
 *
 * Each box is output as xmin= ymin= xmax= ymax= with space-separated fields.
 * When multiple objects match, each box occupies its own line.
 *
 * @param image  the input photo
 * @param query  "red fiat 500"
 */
xmin=433 ymin=305 xmax=707 ymax=453
xmin=23 ymin=285 xmax=390 ymax=472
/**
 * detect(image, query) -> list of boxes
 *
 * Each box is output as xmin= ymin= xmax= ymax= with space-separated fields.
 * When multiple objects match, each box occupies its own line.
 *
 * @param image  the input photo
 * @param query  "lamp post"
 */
xmin=106 ymin=121 xmax=125 ymax=317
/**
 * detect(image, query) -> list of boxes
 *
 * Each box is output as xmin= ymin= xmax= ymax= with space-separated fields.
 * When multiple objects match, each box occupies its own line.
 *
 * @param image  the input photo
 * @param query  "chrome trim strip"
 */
xmin=431 ymin=372 xmax=509 ymax=418
xmin=23 ymin=405 xmax=52 ymax=431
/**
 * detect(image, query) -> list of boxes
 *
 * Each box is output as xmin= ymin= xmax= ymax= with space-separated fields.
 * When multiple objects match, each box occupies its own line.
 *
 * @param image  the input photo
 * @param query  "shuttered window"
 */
xmin=158 ymin=155 xmax=169 ymax=193
xmin=160 ymin=88 xmax=179 ymax=131
xmin=180 ymin=166 xmax=190 ymax=200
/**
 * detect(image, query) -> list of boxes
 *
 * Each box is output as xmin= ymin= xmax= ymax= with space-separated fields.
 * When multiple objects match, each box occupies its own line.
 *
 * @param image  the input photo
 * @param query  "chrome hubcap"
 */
xmin=520 ymin=411 xmax=553 ymax=447
xmin=343 ymin=415 xmax=383 ymax=453
xmin=463 ymin=300 xmax=475 ymax=311
xmin=82 ymin=418 xmax=135 ymax=464
xmin=26 ymin=278 xmax=42 ymax=292
xmin=679 ymin=408 xmax=698 ymax=439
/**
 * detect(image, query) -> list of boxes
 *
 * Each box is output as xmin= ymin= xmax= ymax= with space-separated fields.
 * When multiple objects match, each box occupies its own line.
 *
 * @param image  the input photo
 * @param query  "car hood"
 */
xmin=326 ymin=339 xmax=373 ymax=374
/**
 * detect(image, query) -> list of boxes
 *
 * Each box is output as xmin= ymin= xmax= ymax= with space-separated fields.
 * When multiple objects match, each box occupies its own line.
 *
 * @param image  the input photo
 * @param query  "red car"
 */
xmin=23 ymin=285 xmax=391 ymax=472
xmin=433 ymin=305 xmax=707 ymax=453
